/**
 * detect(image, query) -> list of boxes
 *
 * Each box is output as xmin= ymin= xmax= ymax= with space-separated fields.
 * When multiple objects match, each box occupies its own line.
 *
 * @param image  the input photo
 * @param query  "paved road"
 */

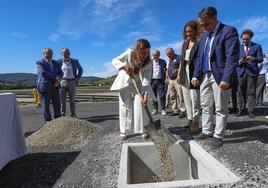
xmin=0 ymin=101 xmax=267 ymax=187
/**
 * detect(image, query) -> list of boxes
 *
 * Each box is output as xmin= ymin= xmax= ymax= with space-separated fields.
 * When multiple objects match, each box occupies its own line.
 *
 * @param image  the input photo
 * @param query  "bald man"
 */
xmin=151 ymin=50 xmax=167 ymax=115
xmin=36 ymin=48 xmax=63 ymax=122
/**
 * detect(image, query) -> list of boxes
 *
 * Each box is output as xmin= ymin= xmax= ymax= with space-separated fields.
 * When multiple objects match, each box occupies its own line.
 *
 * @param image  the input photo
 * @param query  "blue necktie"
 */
xmin=49 ymin=61 xmax=53 ymax=71
xmin=202 ymin=34 xmax=212 ymax=73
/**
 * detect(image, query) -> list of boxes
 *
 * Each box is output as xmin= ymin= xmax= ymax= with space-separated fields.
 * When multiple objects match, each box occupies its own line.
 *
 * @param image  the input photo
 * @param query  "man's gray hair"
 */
xmin=62 ymin=48 xmax=70 ymax=52
xmin=166 ymin=47 xmax=174 ymax=53
xmin=198 ymin=6 xmax=217 ymax=18
xmin=153 ymin=49 xmax=160 ymax=54
xmin=43 ymin=47 xmax=52 ymax=54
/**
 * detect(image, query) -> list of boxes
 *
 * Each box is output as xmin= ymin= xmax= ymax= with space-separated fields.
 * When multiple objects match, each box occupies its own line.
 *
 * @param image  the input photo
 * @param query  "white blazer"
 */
xmin=110 ymin=49 xmax=155 ymax=100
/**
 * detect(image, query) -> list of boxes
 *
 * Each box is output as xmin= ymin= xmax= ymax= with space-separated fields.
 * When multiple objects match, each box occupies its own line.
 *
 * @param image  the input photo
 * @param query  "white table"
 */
xmin=0 ymin=93 xmax=27 ymax=170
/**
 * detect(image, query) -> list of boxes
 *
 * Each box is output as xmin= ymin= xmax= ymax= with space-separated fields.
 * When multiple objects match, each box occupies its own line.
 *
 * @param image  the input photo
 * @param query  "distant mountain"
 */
xmin=0 ymin=73 xmax=37 ymax=85
xmin=80 ymin=76 xmax=104 ymax=83
xmin=94 ymin=75 xmax=116 ymax=85
xmin=0 ymin=73 xmax=104 ymax=86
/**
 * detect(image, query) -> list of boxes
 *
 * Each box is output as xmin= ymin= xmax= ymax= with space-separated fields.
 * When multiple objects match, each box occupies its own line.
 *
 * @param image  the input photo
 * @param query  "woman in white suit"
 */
xmin=111 ymin=39 xmax=153 ymax=140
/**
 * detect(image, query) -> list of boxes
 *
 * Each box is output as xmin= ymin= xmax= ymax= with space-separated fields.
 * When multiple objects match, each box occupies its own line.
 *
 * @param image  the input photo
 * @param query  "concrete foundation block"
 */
xmin=118 ymin=141 xmax=240 ymax=188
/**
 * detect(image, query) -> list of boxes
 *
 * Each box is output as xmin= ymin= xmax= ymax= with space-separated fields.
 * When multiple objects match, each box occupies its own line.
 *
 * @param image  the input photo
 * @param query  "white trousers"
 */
xmin=181 ymin=64 xmax=200 ymax=123
xmin=200 ymin=72 xmax=231 ymax=139
xmin=119 ymin=85 xmax=146 ymax=134
xmin=181 ymin=85 xmax=200 ymax=123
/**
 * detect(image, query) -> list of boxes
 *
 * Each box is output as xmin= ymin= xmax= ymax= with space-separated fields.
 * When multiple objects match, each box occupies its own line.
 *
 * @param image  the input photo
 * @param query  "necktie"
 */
xmin=244 ymin=45 xmax=249 ymax=56
xmin=49 ymin=61 xmax=53 ymax=71
xmin=202 ymin=34 xmax=212 ymax=73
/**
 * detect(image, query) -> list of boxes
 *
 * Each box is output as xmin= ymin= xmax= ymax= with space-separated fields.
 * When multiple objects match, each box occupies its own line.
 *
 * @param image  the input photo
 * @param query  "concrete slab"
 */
xmin=118 ymin=141 xmax=240 ymax=188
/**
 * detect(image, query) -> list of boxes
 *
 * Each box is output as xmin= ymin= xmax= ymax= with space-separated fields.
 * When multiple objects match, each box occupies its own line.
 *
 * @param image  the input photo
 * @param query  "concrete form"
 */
xmin=118 ymin=141 xmax=240 ymax=188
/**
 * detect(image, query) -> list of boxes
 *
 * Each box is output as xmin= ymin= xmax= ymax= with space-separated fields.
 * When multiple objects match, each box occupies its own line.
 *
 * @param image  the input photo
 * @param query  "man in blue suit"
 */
xmin=36 ymin=48 xmax=63 ymax=122
xmin=151 ymin=50 xmax=167 ymax=116
xmin=191 ymin=6 xmax=240 ymax=148
xmin=236 ymin=29 xmax=263 ymax=118
xmin=58 ymin=48 xmax=83 ymax=118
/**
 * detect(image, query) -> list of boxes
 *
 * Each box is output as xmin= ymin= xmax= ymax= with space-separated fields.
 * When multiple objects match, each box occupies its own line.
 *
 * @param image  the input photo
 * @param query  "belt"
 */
xmin=63 ymin=78 xmax=76 ymax=81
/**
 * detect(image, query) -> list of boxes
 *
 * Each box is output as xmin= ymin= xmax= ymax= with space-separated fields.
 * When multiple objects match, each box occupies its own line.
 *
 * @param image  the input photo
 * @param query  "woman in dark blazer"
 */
xmin=178 ymin=20 xmax=201 ymax=133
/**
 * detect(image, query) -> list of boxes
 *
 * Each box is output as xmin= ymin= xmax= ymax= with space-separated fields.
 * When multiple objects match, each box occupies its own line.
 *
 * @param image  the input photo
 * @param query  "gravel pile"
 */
xmin=26 ymin=117 xmax=103 ymax=147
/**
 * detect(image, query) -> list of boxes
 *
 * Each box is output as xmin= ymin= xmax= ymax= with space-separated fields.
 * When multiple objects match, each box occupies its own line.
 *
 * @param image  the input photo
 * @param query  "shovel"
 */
xmin=131 ymin=78 xmax=177 ymax=146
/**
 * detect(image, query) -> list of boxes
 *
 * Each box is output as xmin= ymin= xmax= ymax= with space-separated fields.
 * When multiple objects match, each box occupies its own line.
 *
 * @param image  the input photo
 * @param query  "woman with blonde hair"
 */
xmin=178 ymin=20 xmax=201 ymax=133
xmin=111 ymin=39 xmax=154 ymax=140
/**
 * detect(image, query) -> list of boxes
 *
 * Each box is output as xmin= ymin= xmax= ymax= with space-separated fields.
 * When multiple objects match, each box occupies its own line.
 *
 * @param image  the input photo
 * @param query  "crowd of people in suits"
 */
xmin=111 ymin=6 xmax=268 ymax=148
xmin=35 ymin=6 xmax=267 ymax=149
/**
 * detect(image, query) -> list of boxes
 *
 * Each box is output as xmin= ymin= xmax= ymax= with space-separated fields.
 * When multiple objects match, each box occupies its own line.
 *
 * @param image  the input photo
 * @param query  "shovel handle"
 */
xmin=131 ymin=78 xmax=154 ymax=123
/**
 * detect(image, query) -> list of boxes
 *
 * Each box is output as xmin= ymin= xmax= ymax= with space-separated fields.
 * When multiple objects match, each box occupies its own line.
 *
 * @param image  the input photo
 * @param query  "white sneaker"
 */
xmin=151 ymin=109 xmax=158 ymax=115
xmin=161 ymin=110 xmax=167 ymax=116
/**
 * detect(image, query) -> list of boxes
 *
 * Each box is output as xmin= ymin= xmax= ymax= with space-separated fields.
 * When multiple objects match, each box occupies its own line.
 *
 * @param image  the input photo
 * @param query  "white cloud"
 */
xmin=91 ymin=0 xmax=143 ymax=22
xmin=124 ymin=12 xmax=163 ymax=43
xmin=228 ymin=19 xmax=242 ymax=26
xmin=91 ymin=41 xmax=106 ymax=48
xmin=241 ymin=16 xmax=268 ymax=32
xmin=240 ymin=16 xmax=268 ymax=40
xmin=12 ymin=32 xmax=28 ymax=39
xmin=57 ymin=0 xmax=144 ymax=39
xmin=89 ymin=62 xmax=118 ymax=78
xmin=79 ymin=0 xmax=91 ymax=7
xmin=48 ymin=33 xmax=60 ymax=42
xmin=89 ymin=40 xmax=184 ymax=78
xmin=155 ymin=40 xmax=184 ymax=61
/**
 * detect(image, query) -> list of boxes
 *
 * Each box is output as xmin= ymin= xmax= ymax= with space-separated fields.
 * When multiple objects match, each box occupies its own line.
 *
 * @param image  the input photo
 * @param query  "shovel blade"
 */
xmin=144 ymin=119 xmax=177 ymax=146
xmin=144 ymin=119 xmax=161 ymax=130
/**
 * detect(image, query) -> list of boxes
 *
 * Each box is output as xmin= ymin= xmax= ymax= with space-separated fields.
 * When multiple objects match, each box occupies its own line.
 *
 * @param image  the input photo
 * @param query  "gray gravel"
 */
xmin=0 ymin=101 xmax=267 ymax=187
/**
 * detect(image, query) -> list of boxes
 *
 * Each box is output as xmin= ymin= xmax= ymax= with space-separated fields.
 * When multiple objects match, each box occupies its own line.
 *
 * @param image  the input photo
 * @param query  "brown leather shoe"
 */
xmin=185 ymin=120 xmax=192 ymax=128
xmin=119 ymin=133 xmax=127 ymax=140
xmin=189 ymin=122 xmax=199 ymax=133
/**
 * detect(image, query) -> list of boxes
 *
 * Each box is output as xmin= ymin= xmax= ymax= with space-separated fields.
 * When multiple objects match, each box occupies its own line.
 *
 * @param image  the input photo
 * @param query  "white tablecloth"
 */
xmin=0 ymin=93 xmax=27 ymax=170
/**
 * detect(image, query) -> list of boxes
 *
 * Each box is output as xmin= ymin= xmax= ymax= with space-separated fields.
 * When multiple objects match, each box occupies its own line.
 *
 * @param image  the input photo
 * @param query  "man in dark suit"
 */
xmin=151 ymin=50 xmax=167 ymax=116
xmin=36 ymin=48 xmax=63 ymax=122
xmin=236 ymin=29 xmax=263 ymax=118
xmin=58 ymin=48 xmax=83 ymax=118
xmin=191 ymin=6 xmax=240 ymax=148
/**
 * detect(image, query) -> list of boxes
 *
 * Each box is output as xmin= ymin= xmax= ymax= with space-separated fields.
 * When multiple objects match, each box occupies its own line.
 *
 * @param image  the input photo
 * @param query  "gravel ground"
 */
xmin=0 ymin=101 xmax=267 ymax=187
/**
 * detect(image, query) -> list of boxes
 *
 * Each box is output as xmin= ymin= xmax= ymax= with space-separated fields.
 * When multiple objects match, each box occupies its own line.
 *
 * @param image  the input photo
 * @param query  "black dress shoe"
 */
xmin=193 ymin=133 xmax=212 ymax=140
xmin=248 ymin=113 xmax=255 ymax=118
xmin=210 ymin=137 xmax=223 ymax=149
xmin=169 ymin=112 xmax=178 ymax=116
xmin=236 ymin=110 xmax=244 ymax=116
xmin=178 ymin=112 xmax=186 ymax=118
xmin=229 ymin=107 xmax=238 ymax=114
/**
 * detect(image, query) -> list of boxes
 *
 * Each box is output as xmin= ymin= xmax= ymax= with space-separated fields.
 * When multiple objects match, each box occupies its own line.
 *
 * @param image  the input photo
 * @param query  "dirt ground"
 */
xmin=0 ymin=101 xmax=267 ymax=188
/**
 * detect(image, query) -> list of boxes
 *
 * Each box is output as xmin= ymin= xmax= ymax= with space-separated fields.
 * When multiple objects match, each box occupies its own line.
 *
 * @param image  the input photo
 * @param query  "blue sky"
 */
xmin=1 ymin=0 xmax=268 ymax=78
